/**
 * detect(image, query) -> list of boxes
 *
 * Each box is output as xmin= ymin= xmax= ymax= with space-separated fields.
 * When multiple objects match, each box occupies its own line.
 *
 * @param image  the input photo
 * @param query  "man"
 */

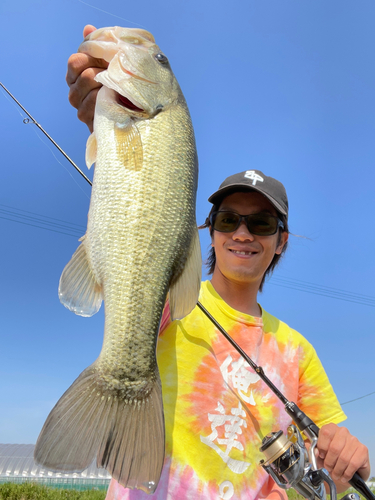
xmin=66 ymin=26 xmax=370 ymax=500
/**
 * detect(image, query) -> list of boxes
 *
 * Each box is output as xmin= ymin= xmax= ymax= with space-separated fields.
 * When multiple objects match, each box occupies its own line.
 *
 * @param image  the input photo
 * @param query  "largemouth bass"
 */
xmin=34 ymin=26 xmax=201 ymax=494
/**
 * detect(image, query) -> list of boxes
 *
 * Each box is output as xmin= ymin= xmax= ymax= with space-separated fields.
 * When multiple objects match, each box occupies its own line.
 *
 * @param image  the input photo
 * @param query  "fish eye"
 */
xmin=155 ymin=53 xmax=168 ymax=64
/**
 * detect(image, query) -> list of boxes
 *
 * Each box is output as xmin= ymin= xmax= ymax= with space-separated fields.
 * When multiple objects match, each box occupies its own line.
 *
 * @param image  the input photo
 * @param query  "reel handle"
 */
xmin=349 ymin=473 xmax=374 ymax=500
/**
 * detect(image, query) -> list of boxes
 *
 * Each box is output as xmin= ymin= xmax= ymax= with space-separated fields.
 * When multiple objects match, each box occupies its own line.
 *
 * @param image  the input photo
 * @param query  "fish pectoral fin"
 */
xmin=115 ymin=122 xmax=143 ymax=171
xmin=59 ymin=238 xmax=103 ymax=317
xmin=34 ymin=364 xmax=165 ymax=494
xmin=169 ymin=226 xmax=202 ymax=320
xmin=86 ymin=132 xmax=97 ymax=169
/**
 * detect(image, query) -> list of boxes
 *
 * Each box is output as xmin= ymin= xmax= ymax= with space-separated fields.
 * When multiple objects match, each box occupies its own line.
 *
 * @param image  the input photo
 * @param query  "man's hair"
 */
xmin=200 ymin=200 xmax=289 ymax=292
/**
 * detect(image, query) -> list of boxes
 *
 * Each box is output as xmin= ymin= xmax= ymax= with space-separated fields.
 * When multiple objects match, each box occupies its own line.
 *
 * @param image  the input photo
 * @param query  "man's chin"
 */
xmin=224 ymin=269 xmax=263 ymax=286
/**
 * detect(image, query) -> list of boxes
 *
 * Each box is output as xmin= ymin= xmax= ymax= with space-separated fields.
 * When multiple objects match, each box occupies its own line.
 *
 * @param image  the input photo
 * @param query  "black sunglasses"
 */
xmin=210 ymin=211 xmax=284 ymax=236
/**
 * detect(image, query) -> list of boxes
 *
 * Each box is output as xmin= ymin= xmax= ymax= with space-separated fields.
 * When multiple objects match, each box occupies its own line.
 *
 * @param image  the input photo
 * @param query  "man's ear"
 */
xmin=210 ymin=226 xmax=215 ymax=247
xmin=275 ymin=231 xmax=288 ymax=255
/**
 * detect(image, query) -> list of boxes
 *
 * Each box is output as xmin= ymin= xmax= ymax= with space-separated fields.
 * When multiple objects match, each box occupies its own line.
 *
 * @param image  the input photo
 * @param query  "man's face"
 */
xmin=211 ymin=191 xmax=288 ymax=287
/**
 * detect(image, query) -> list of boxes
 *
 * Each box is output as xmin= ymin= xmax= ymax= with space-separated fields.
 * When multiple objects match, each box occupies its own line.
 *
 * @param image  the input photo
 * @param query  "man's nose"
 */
xmin=232 ymin=221 xmax=255 ymax=241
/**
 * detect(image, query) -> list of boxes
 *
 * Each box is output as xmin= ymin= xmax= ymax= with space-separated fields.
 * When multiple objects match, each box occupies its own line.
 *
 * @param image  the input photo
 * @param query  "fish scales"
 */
xmin=92 ymin=102 xmax=197 ymax=380
xmin=34 ymin=26 xmax=201 ymax=494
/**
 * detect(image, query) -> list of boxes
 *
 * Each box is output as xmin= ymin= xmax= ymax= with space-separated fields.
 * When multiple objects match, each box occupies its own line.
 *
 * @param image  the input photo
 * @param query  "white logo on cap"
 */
xmin=244 ymin=170 xmax=264 ymax=186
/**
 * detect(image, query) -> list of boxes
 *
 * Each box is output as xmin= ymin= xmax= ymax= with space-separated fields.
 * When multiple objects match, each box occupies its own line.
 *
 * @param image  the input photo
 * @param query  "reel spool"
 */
xmin=259 ymin=426 xmax=308 ymax=489
xmin=260 ymin=428 xmax=303 ymax=483
xmin=259 ymin=426 xmax=361 ymax=500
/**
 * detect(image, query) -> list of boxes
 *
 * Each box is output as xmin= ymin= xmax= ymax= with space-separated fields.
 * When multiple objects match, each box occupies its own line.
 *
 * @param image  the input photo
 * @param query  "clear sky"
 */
xmin=1 ymin=0 xmax=374 ymax=473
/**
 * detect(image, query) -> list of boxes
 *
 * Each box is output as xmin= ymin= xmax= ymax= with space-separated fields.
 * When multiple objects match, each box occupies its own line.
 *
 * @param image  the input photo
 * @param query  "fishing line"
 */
xmin=29 ymin=125 xmax=90 ymax=200
xmin=0 ymin=84 xmax=27 ymax=120
xmin=77 ymin=0 xmax=147 ymax=28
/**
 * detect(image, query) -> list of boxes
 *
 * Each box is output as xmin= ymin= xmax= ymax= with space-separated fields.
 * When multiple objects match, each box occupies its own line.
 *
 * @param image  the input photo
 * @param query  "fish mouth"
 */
xmin=116 ymin=92 xmax=144 ymax=113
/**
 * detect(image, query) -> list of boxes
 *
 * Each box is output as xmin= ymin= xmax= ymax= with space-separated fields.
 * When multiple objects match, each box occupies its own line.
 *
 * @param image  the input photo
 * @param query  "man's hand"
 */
xmin=66 ymin=25 xmax=108 ymax=132
xmin=316 ymin=423 xmax=370 ymax=493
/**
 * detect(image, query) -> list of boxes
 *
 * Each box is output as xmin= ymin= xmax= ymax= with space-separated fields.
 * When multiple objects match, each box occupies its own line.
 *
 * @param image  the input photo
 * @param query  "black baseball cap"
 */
xmin=208 ymin=170 xmax=288 ymax=217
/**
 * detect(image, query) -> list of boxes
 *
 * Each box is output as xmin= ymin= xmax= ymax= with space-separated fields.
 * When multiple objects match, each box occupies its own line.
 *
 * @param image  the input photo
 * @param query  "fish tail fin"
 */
xmin=34 ymin=365 xmax=165 ymax=494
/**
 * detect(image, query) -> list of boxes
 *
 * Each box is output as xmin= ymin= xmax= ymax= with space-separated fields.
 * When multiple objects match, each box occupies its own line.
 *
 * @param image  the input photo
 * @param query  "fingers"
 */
xmin=66 ymin=26 xmax=108 ymax=132
xmin=67 ymin=55 xmax=105 ymax=107
xmin=317 ymin=424 xmax=370 ymax=485
xmin=66 ymin=52 xmax=107 ymax=87
xmin=83 ymin=24 xmax=96 ymax=38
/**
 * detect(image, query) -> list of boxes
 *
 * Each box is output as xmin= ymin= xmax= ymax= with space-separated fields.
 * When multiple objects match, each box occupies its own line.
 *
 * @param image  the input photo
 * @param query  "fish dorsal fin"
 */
xmin=169 ymin=226 xmax=202 ymax=320
xmin=114 ymin=122 xmax=143 ymax=171
xmin=59 ymin=237 xmax=103 ymax=317
xmin=86 ymin=132 xmax=97 ymax=169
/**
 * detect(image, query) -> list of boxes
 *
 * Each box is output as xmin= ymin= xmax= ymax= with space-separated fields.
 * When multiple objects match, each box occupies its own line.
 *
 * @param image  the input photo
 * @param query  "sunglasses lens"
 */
xmin=247 ymin=215 xmax=278 ymax=235
xmin=213 ymin=212 xmax=241 ymax=232
xmin=212 ymin=212 xmax=280 ymax=235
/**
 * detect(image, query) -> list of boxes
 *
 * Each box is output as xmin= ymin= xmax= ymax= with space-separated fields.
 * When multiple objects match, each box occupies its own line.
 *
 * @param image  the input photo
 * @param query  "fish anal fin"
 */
xmin=59 ymin=238 xmax=103 ymax=317
xmin=115 ymin=122 xmax=143 ymax=171
xmin=34 ymin=364 xmax=165 ymax=494
xmin=86 ymin=132 xmax=97 ymax=169
xmin=169 ymin=226 xmax=202 ymax=320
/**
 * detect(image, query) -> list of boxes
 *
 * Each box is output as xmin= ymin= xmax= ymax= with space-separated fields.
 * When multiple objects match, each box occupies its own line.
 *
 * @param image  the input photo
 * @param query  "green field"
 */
xmin=0 ymin=483 xmax=106 ymax=500
xmin=0 ymin=482 xmax=374 ymax=500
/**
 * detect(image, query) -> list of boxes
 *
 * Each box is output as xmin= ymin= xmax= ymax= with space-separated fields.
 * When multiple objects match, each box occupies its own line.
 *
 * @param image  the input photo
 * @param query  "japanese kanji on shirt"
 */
xmin=106 ymin=281 xmax=346 ymax=500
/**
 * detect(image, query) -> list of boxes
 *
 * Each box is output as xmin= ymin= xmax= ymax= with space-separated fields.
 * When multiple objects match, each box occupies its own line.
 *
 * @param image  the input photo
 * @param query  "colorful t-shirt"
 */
xmin=106 ymin=280 xmax=346 ymax=500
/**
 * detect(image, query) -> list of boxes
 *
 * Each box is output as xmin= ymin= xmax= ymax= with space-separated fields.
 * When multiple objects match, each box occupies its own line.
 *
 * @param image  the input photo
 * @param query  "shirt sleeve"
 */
xmin=297 ymin=337 xmax=347 ymax=427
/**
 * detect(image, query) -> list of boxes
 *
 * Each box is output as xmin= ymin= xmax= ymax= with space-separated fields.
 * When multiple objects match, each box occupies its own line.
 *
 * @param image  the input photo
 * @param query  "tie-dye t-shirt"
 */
xmin=106 ymin=280 xmax=346 ymax=500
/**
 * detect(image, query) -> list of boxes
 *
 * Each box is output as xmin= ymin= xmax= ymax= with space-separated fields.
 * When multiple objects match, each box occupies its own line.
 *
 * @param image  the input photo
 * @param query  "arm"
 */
xmin=316 ymin=422 xmax=370 ymax=494
xmin=66 ymin=25 xmax=108 ymax=132
xmin=295 ymin=335 xmax=371 ymax=494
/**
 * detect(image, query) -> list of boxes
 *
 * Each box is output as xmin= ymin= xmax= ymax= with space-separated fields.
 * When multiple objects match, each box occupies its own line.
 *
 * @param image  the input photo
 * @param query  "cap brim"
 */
xmin=208 ymin=184 xmax=287 ymax=216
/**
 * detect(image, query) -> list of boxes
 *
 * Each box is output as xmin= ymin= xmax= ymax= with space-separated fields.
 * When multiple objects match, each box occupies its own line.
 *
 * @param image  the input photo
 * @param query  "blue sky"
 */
xmin=1 ymin=0 xmax=374 ymax=472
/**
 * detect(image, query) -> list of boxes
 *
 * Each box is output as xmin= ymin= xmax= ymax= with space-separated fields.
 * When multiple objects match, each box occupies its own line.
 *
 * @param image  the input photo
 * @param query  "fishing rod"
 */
xmin=0 ymin=82 xmax=92 ymax=187
xmin=2 ymin=80 xmax=372 ymax=500
xmin=197 ymin=301 xmax=374 ymax=500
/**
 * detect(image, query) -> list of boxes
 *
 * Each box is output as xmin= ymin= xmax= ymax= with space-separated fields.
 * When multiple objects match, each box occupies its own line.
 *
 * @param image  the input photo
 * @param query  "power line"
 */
xmin=341 ymin=391 xmax=375 ymax=406
xmin=269 ymin=277 xmax=375 ymax=308
xmin=0 ymin=215 xmax=82 ymax=238
xmin=0 ymin=204 xmax=86 ymax=230
xmin=275 ymin=276 xmax=375 ymax=302
xmin=0 ymin=204 xmax=85 ymax=238
xmin=2 ymin=203 xmax=375 ymax=307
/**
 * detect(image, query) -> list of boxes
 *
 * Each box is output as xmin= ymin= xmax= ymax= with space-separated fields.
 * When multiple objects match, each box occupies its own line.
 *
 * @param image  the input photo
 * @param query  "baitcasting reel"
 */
xmin=260 ymin=425 xmax=359 ymax=500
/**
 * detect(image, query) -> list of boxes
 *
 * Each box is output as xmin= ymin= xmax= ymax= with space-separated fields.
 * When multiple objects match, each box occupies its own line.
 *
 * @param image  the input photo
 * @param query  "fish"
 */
xmin=34 ymin=26 xmax=201 ymax=494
